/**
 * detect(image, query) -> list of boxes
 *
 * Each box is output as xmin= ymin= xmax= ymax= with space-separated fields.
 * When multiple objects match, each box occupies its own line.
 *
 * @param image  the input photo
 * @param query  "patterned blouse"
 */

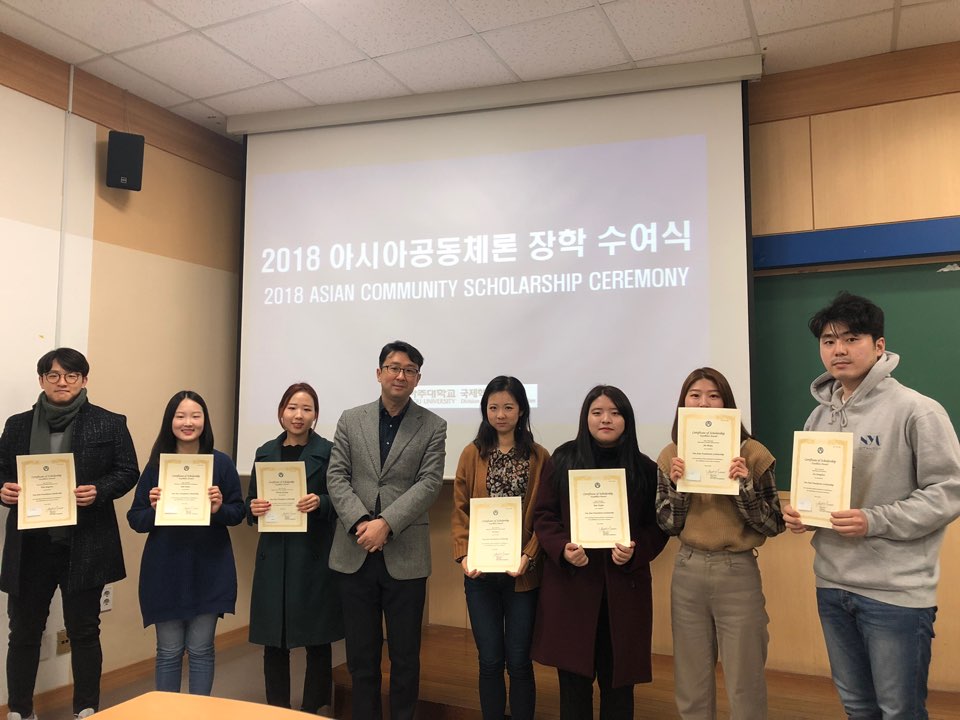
xmin=486 ymin=447 xmax=530 ymax=498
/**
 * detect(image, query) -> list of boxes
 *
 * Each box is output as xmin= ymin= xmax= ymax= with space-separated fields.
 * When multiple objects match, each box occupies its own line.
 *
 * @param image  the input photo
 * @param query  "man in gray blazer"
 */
xmin=327 ymin=340 xmax=447 ymax=720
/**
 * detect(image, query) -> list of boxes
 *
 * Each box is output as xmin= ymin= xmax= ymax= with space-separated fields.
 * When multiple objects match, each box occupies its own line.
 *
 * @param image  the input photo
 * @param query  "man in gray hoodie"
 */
xmin=783 ymin=291 xmax=960 ymax=719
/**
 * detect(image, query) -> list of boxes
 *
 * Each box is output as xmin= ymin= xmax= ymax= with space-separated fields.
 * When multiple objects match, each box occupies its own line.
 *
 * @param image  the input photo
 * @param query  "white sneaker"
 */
xmin=75 ymin=710 xmax=95 ymax=719
xmin=7 ymin=712 xmax=38 ymax=720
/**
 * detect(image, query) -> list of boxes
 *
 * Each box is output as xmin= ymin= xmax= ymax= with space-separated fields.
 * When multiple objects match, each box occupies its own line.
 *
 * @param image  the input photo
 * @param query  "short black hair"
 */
xmin=809 ymin=291 xmax=884 ymax=341
xmin=379 ymin=340 xmax=424 ymax=369
xmin=37 ymin=348 xmax=89 ymax=377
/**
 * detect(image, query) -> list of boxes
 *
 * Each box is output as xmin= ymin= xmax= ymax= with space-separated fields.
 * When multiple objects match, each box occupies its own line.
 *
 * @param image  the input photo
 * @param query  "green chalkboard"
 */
xmin=751 ymin=261 xmax=960 ymax=491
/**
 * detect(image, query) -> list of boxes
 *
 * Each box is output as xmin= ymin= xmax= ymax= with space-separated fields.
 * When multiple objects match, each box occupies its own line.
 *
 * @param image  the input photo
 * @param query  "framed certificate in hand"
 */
xmin=255 ymin=461 xmax=308 ymax=533
xmin=466 ymin=496 xmax=522 ymax=573
xmin=156 ymin=454 xmax=214 ymax=526
xmin=677 ymin=407 xmax=741 ymax=495
xmin=16 ymin=453 xmax=77 ymax=529
xmin=568 ymin=469 xmax=630 ymax=548
xmin=790 ymin=431 xmax=853 ymax=529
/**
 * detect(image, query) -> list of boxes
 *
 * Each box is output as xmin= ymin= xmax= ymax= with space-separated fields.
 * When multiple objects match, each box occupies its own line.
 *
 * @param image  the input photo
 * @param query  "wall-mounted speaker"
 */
xmin=106 ymin=131 xmax=144 ymax=191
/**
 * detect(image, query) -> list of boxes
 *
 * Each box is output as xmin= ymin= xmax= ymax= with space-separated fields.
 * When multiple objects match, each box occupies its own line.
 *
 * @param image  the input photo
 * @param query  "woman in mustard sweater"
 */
xmin=656 ymin=367 xmax=785 ymax=720
xmin=450 ymin=376 xmax=550 ymax=720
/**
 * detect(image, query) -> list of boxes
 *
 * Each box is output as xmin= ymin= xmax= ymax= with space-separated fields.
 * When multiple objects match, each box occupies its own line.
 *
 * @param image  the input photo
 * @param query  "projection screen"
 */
xmin=237 ymin=79 xmax=751 ymax=477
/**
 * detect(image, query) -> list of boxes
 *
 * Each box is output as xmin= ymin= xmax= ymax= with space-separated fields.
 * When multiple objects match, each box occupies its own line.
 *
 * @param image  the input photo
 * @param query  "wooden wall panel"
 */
xmin=749 ymin=118 xmax=813 ymax=236
xmin=811 ymin=93 xmax=960 ymax=229
xmin=749 ymin=41 xmax=960 ymax=124
xmin=73 ymin=70 xmax=243 ymax=181
xmin=0 ymin=33 xmax=67 ymax=109
xmin=0 ymin=34 xmax=243 ymax=181
xmin=93 ymin=125 xmax=242 ymax=273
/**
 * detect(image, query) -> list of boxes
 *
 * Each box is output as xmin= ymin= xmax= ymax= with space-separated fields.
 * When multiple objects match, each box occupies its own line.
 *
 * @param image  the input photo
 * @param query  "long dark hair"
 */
xmin=147 ymin=390 xmax=214 ymax=467
xmin=552 ymin=385 xmax=654 ymax=503
xmin=670 ymin=367 xmax=751 ymax=444
xmin=473 ymin=376 xmax=535 ymax=460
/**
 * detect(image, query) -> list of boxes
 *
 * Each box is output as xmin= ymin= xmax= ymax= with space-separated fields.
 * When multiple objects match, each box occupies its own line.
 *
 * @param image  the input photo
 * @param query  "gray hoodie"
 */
xmin=805 ymin=351 xmax=960 ymax=607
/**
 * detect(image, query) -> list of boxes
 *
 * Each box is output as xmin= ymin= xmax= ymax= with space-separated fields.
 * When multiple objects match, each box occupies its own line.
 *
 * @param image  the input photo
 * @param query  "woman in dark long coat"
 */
xmin=532 ymin=385 xmax=668 ymax=720
xmin=246 ymin=382 xmax=344 ymax=714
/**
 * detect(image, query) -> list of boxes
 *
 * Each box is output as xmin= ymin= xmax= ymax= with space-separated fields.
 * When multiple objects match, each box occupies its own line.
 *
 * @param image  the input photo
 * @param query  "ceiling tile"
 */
xmin=0 ymin=3 xmax=100 ymax=63
xmin=2 ymin=0 xmax=188 ymax=52
xmin=204 ymin=4 xmax=363 ymax=79
xmin=116 ymin=33 xmax=271 ymax=99
xmin=449 ymin=0 xmax=594 ymax=32
xmin=204 ymin=82 xmax=314 ymax=115
xmin=302 ymin=0 xmax=473 ymax=56
xmin=483 ymin=7 xmax=629 ymax=80
xmin=149 ymin=0 xmax=289 ymax=28
xmin=750 ymin=0 xmax=893 ymax=35
xmin=634 ymin=38 xmax=757 ymax=68
xmin=605 ymin=0 xmax=752 ymax=60
xmin=284 ymin=60 xmax=411 ymax=105
xmin=377 ymin=35 xmax=518 ymax=93
xmin=167 ymin=100 xmax=235 ymax=138
xmin=78 ymin=56 xmax=190 ymax=107
xmin=760 ymin=13 xmax=893 ymax=74
xmin=898 ymin=0 xmax=960 ymax=50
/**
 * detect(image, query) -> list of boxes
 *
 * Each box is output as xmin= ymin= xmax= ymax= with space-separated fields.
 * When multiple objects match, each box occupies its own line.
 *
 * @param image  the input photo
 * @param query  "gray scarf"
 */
xmin=29 ymin=388 xmax=88 ymax=455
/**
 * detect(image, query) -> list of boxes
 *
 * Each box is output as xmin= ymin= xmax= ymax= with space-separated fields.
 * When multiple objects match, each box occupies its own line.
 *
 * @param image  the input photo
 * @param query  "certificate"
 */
xmin=568 ymin=469 xmax=631 ymax=548
xmin=676 ymin=407 xmax=741 ymax=495
xmin=16 ymin=453 xmax=77 ymax=529
xmin=466 ymin=497 xmax=522 ymax=572
xmin=255 ymin=461 xmax=308 ymax=533
xmin=790 ymin=431 xmax=853 ymax=529
xmin=156 ymin=454 xmax=214 ymax=526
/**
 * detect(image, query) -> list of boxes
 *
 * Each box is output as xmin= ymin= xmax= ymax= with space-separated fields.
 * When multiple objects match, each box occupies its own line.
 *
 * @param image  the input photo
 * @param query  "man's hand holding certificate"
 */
xmin=790 ymin=431 xmax=853 ymax=529
xmin=568 ymin=469 xmax=630 ymax=548
xmin=155 ymin=454 xmax=214 ymax=526
xmin=676 ymin=408 xmax=741 ymax=495
xmin=15 ymin=453 xmax=77 ymax=529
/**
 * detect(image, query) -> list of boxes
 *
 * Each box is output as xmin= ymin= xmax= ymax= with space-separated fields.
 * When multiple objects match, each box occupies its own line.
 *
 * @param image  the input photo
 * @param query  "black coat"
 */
xmin=0 ymin=402 xmax=139 ymax=594
xmin=245 ymin=431 xmax=344 ymax=648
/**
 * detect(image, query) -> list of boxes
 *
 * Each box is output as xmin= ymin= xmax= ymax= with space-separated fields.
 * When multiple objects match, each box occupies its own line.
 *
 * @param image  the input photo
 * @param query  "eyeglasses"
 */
xmin=43 ymin=371 xmax=83 ymax=384
xmin=381 ymin=365 xmax=420 ymax=378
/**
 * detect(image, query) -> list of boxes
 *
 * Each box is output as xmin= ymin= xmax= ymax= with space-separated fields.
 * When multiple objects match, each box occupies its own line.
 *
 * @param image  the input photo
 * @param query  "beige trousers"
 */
xmin=671 ymin=544 xmax=769 ymax=720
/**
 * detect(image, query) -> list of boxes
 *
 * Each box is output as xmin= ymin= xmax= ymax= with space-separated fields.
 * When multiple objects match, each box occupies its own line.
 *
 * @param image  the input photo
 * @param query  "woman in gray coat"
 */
xmin=246 ymin=382 xmax=344 ymax=714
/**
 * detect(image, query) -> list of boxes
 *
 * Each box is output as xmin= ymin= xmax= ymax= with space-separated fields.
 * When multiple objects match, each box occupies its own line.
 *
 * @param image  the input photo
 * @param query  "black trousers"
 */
xmin=264 ymin=643 xmax=332 ymax=712
xmin=6 ymin=534 xmax=103 ymax=716
xmin=337 ymin=552 xmax=426 ymax=720
xmin=557 ymin=597 xmax=633 ymax=720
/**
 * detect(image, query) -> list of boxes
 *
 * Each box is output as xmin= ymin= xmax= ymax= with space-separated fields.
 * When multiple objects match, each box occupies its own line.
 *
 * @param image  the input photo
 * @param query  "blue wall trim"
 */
xmin=753 ymin=216 xmax=960 ymax=269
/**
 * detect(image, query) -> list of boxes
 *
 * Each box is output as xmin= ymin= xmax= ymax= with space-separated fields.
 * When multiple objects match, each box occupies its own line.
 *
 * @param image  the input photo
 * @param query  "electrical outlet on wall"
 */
xmin=100 ymin=584 xmax=113 ymax=613
xmin=56 ymin=629 xmax=70 ymax=655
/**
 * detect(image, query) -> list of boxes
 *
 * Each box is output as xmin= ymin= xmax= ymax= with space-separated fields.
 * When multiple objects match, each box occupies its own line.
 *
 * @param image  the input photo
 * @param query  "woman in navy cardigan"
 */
xmin=127 ymin=390 xmax=244 ymax=695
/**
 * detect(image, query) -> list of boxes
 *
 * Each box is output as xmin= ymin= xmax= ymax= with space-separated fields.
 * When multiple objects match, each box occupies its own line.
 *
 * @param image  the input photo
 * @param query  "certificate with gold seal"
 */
xmin=790 ymin=431 xmax=853 ymax=529
xmin=568 ymin=469 xmax=630 ymax=548
xmin=16 ymin=453 xmax=77 ymax=529
xmin=255 ymin=461 xmax=308 ymax=533
xmin=466 ymin=496 xmax=522 ymax=573
xmin=156 ymin=454 xmax=214 ymax=526
xmin=677 ymin=407 xmax=741 ymax=495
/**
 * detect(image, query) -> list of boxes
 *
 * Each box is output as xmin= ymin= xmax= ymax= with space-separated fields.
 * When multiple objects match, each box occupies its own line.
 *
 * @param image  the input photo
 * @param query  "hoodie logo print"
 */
xmin=860 ymin=435 xmax=881 ymax=448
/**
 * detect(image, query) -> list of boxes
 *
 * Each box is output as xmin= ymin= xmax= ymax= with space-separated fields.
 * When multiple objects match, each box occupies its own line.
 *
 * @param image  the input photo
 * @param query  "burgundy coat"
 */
xmin=531 ymin=446 xmax=667 ymax=688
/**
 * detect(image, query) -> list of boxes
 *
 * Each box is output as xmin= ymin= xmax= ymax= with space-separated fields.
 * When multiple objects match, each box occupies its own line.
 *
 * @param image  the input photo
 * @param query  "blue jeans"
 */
xmin=816 ymin=588 xmax=936 ymax=719
xmin=155 ymin=613 xmax=219 ymax=695
xmin=464 ymin=574 xmax=537 ymax=720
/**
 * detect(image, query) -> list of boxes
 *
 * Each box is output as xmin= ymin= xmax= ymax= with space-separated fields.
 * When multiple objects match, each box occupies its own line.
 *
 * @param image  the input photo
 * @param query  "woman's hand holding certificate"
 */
xmin=254 ymin=461 xmax=308 ymax=533
xmin=155 ymin=453 xmax=214 ymax=526
xmin=465 ymin=497 xmax=522 ymax=573
xmin=676 ymin=408 xmax=741 ymax=495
